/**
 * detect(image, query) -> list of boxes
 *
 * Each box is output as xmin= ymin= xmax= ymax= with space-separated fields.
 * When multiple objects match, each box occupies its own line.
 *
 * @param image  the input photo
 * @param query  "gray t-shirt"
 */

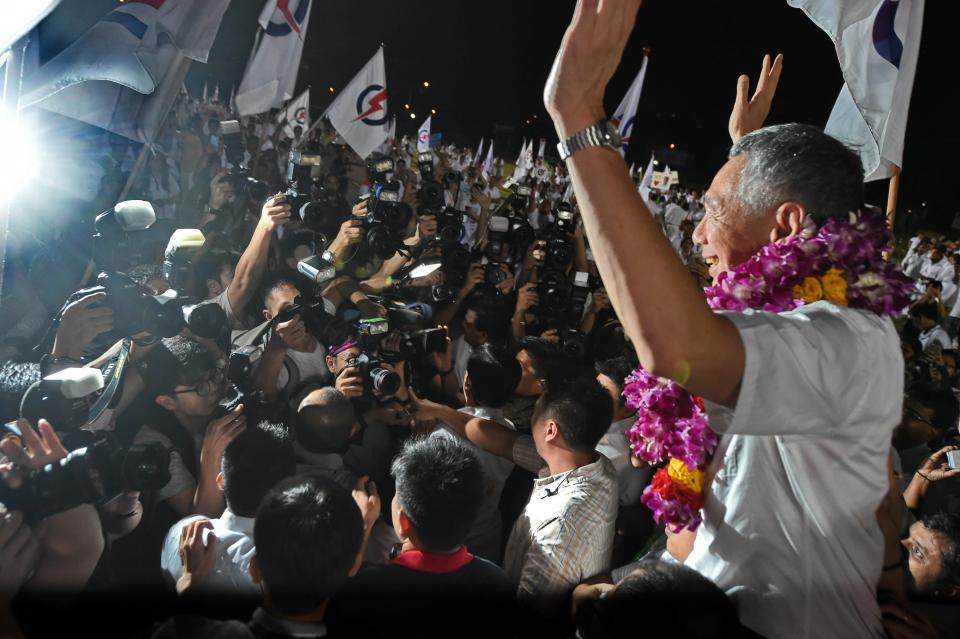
xmin=133 ymin=425 xmax=202 ymax=502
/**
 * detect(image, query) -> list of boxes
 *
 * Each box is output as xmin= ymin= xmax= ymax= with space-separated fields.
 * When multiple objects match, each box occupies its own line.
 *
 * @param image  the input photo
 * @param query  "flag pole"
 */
xmin=0 ymin=35 xmax=29 ymax=303
xmin=886 ymin=164 xmax=901 ymax=231
xmin=119 ymin=55 xmax=193 ymax=201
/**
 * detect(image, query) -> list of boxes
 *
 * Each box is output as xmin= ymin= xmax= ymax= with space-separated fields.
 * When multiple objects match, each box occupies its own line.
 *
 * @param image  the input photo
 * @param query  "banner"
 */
xmin=788 ymin=0 xmax=925 ymax=180
xmin=325 ymin=46 xmax=390 ymax=159
xmin=236 ymin=0 xmax=313 ymax=116
xmin=22 ymin=0 xmax=230 ymax=142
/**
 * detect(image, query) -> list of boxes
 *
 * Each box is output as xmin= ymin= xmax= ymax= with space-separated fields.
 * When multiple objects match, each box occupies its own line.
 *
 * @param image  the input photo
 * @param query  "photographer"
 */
xmin=193 ymin=194 xmax=291 ymax=331
xmin=252 ymin=279 xmax=334 ymax=404
xmin=127 ymin=335 xmax=246 ymax=520
xmin=1 ymin=419 xmax=107 ymax=628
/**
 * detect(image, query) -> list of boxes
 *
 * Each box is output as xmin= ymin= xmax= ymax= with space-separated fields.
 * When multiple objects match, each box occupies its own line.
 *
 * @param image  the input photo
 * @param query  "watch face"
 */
xmin=603 ymin=121 xmax=623 ymax=148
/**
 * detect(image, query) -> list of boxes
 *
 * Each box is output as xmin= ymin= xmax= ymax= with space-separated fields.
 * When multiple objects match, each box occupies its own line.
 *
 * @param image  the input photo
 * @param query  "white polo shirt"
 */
xmin=686 ymin=301 xmax=901 ymax=639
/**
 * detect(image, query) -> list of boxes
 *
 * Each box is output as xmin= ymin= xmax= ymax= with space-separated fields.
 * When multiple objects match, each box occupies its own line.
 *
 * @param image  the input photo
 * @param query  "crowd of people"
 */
xmin=0 ymin=2 xmax=958 ymax=638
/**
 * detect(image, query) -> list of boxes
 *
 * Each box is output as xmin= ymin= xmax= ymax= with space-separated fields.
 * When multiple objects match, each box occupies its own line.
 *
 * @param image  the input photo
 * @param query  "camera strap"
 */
xmin=88 ymin=338 xmax=132 ymax=424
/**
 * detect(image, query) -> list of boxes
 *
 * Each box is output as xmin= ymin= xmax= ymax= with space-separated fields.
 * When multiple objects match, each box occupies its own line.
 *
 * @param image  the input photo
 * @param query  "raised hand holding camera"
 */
xmin=51 ymin=291 xmax=114 ymax=361
xmin=259 ymin=194 xmax=292 ymax=232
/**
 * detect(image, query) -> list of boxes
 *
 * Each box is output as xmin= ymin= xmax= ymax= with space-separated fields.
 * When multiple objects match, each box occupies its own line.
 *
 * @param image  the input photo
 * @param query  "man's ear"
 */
xmin=770 ymin=201 xmax=809 ymax=243
xmin=397 ymin=508 xmax=414 ymax=541
xmin=216 ymin=471 xmax=225 ymax=493
xmin=155 ymin=394 xmax=176 ymax=412
xmin=543 ymin=418 xmax=561 ymax=445
xmin=263 ymin=308 xmax=272 ymax=322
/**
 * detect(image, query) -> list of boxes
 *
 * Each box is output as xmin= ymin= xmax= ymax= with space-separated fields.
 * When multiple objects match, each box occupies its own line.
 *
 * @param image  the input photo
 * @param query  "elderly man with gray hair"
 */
xmin=544 ymin=2 xmax=909 ymax=638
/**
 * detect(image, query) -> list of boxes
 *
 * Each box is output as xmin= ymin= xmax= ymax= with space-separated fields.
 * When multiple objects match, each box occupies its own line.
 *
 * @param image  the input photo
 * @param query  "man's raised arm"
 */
xmin=543 ymin=0 xmax=743 ymax=406
xmin=226 ymin=195 xmax=291 ymax=315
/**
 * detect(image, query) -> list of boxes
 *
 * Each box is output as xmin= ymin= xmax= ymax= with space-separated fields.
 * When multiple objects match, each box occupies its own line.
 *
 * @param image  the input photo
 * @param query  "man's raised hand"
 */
xmin=544 ymin=0 xmax=644 ymax=139
xmin=728 ymin=53 xmax=784 ymax=144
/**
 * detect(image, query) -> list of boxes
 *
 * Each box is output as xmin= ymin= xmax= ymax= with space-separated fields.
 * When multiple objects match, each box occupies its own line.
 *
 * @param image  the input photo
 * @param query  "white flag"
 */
xmin=611 ymin=56 xmax=649 ymax=156
xmin=639 ymin=154 xmax=655 ymax=201
xmin=524 ymin=139 xmax=535 ymax=170
xmin=325 ymin=47 xmax=390 ymax=159
xmin=22 ymin=0 xmax=230 ymax=142
xmin=475 ymin=138 xmax=484 ymax=166
xmin=482 ymin=143 xmax=494 ymax=179
xmin=536 ymin=138 xmax=546 ymax=160
xmin=788 ymin=0 xmax=924 ymax=180
xmin=236 ymin=0 xmax=313 ymax=117
xmin=278 ymin=88 xmax=310 ymax=139
xmin=512 ymin=141 xmax=527 ymax=180
xmin=417 ymin=115 xmax=432 ymax=152
xmin=202 ymin=81 xmax=208 ymax=102
xmin=213 ymin=83 xmax=220 ymax=102
xmin=629 ymin=162 xmax=636 ymax=176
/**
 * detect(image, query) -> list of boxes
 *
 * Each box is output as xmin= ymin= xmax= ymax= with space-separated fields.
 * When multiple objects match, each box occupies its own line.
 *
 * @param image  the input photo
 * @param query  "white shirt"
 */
xmin=432 ymin=406 xmax=516 ymax=562
xmin=276 ymin=340 xmax=331 ymax=390
xmin=686 ymin=302 xmax=900 ymax=639
xmin=504 ymin=438 xmax=618 ymax=610
xmin=919 ymin=256 xmax=953 ymax=284
xmin=161 ymin=509 xmax=260 ymax=598
xmin=451 ymin=335 xmax=474 ymax=389
xmin=595 ymin=416 xmax=650 ymax=506
xmin=919 ymin=325 xmax=952 ymax=352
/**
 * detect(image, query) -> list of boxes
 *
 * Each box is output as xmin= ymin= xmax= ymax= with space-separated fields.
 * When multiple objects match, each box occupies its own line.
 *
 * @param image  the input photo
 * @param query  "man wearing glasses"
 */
xmin=131 ymin=335 xmax=247 ymax=520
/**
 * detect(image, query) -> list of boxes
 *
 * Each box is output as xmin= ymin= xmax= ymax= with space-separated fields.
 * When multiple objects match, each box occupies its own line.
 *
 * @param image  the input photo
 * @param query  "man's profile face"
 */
xmin=902 ymin=520 xmax=957 ymax=597
xmin=893 ymin=398 xmax=937 ymax=449
xmin=692 ymin=155 xmax=780 ymax=283
xmin=166 ymin=368 xmax=225 ymax=419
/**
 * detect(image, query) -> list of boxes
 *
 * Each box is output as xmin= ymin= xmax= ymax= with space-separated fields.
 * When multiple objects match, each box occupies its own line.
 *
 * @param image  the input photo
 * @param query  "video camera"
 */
xmin=0 ymin=427 xmax=170 ymax=521
xmin=536 ymin=270 xmax=595 ymax=359
xmin=69 ymin=272 xmax=226 ymax=341
xmin=356 ymin=167 xmax=413 ymax=260
xmin=220 ymin=119 xmax=270 ymax=202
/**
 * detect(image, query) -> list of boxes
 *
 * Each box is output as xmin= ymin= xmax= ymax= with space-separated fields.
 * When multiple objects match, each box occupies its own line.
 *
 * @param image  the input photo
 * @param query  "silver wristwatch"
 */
xmin=557 ymin=120 xmax=622 ymax=161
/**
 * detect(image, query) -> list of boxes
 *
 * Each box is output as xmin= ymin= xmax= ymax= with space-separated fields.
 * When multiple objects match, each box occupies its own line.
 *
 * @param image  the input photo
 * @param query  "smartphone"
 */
xmin=947 ymin=449 xmax=960 ymax=470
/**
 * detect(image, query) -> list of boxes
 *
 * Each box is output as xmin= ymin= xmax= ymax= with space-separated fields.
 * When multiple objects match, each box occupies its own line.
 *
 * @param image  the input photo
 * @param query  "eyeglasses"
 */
xmin=905 ymin=406 xmax=933 ymax=428
xmin=170 ymin=369 xmax=225 ymax=398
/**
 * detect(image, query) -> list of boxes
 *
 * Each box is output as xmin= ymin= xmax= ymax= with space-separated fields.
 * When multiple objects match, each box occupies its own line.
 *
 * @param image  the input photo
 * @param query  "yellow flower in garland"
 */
xmin=667 ymin=458 xmax=704 ymax=494
xmin=792 ymin=276 xmax=824 ymax=304
xmin=820 ymin=268 xmax=848 ymax=306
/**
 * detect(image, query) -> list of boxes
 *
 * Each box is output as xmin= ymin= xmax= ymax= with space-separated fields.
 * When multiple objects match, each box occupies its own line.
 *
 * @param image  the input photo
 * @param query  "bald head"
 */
xmin=296 ymin=387 xmax=356 ymax=455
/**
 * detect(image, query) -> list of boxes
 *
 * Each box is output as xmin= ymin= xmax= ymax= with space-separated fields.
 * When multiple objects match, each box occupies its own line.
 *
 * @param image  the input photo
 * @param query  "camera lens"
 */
xmin=368 ymin=367 xmax=401 ymax=396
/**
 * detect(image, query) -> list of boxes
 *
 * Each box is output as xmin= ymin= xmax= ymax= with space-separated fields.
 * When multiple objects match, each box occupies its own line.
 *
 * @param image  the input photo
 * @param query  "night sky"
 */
xmin=40 ymin=0 xmax=956 ymax=228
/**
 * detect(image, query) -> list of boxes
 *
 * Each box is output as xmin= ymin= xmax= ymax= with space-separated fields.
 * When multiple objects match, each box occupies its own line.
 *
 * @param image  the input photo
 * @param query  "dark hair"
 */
xmin=908 ymin=383 xmax=960 ymax=434
xmin=464 ymin=293 xmax=509 ymax=345
xmin=192 ymin=251 xmax=236 ymax=299
xmin=539 ymin=374 xmax=613 ymax=452
xmin=254 ymin=473 xmax=363 ymax=615
xmin=391 ymin=436 xmax=484 ymax=552
xmin=0 ymin=361 xmax=41 ymax=424
xmin=575 ymin=560 xmax=745 ymax=639
xmin=139 ymin=335 xmax=217 ymax=397
xmin=467 ymin=344 xmax=522 ymax=408
xmin=729 ymin=123 xmax=864 ymax=225
xmin=519 ymin=337 xmax=563 ymax=379
xmin=296 ymin=387 xmax=355 ymax=454
xmin=262 ymin=277 xmax=300 ymax=311
xmin=910 ymin=301 xmax=941 ymax=323
xmin=594 ymin=356 xmax=635 ymax=407
xmin=922 ymin=509 xmax=960 ymax=588
xmin=222 ymin=421 xmax=296 ymax=518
